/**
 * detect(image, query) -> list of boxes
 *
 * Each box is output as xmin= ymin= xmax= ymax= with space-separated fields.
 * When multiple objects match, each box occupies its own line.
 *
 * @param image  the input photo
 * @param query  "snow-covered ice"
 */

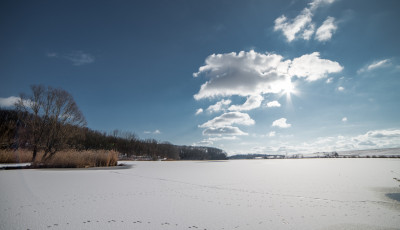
xmin=1 ymin=159 xmax=399 ymax=229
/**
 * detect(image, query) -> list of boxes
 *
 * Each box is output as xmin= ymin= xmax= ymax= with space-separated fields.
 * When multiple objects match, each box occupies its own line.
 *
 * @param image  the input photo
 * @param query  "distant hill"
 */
xmin=228 ymin=154 xmax=270 ymax=159
xmin=228 ymin=153 xmax=286 ymax=159
xmin=228 ymin=148 xmax=400 ymax=159
xmin=337 ymin=147 xmax=400 ymax=157
xmin=306 ymin=148 xmax=400 ymax=158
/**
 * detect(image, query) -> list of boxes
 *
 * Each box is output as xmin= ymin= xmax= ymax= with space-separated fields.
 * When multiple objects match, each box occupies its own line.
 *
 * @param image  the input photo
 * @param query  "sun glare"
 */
xmin=283 ymin=81 xmax=295 ymax=96
xmin=279 ymin=80 xmax=298 ymax=105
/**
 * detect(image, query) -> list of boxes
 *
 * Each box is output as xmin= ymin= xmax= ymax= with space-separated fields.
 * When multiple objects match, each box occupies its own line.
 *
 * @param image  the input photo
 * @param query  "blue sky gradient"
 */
xmin=1 ymin=0 xmax=400 ymax=155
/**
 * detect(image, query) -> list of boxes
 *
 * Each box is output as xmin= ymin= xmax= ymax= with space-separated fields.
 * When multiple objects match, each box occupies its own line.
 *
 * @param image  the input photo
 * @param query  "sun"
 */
xmin=279 ymin=80 xmax=298 ymax=104
xmin=282 ymin=81 xmax=295 ymax=96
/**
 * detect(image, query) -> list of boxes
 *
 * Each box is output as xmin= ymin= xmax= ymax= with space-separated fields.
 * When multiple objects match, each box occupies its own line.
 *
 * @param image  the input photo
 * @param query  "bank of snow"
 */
xmin=1 ymin=159 xmax=399 ymax=229
xmin=0 ymin=163 xmax=31 ymax=169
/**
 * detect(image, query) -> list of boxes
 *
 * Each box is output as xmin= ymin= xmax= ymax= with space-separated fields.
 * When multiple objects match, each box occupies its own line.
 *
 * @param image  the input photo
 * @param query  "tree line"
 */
xmin=0 ymin=85 xmax=227 ymax=161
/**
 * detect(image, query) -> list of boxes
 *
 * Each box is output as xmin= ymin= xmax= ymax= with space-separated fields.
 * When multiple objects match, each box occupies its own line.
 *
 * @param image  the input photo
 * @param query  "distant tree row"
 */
xmin=0 ymin=85 xmax=227 ymax=161
xmin=0 ymin=108 xmax=227 ymax=160
xmin=228 ymin=154 xmax=270 ymax=159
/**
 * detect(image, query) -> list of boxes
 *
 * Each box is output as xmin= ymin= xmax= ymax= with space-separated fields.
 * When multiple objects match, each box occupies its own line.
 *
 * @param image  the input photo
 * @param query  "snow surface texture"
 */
xmin=1 ymin=159 xmax=399 ymax=230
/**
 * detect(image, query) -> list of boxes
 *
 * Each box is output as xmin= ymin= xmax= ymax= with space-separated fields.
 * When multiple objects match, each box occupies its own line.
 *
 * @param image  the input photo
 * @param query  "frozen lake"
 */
xmin=1 ymin=159 xmax=399 ymax=229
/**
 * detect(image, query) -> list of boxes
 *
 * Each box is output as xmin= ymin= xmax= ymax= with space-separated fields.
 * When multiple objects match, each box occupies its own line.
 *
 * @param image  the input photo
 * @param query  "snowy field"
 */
xmin=1 ymin=159 xmax=399 ymax=230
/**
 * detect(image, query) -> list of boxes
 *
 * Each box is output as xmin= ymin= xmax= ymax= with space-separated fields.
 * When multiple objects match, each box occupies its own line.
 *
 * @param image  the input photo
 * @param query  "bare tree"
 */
xmin=0 ymin=109 xmax=18 ymax=148
xmin=15 ymin=85 xmax=86 ymax=161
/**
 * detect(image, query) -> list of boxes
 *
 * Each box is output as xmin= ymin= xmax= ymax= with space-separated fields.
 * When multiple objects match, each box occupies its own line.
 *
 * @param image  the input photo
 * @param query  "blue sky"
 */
xmin=1 ymin=0 xmax=400 ymax=155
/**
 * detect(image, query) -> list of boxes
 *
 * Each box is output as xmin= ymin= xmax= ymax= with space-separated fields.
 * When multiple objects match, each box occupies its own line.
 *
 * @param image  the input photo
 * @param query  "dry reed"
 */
xmin=0 ymin=149 xmax=119 ymax=168
xmin=0 ymin=149 xmax=33 ymax=163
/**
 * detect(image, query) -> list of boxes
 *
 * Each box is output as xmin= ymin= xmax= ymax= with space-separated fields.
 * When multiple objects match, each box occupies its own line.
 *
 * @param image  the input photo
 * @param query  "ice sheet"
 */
xmin=1 ymin=159 xmax=399 ymax=229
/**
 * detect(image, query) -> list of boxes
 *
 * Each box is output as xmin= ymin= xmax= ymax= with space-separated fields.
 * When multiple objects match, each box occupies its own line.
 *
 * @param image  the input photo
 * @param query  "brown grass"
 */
xmin=0 ymin=149 xmax=119 ymax=168
xmin=0 ymin=149 xmax=33 ymax=163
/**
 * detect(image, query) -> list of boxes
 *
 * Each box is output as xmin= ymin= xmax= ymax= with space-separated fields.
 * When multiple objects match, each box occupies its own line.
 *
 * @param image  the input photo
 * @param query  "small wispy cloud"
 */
xmin=193 ymin=139 xmax=214 ymax=146
xmin=229 ymin=95 xmax=264 ymax=111
xmin=199 ymin=112 xmax=255 ymax=129
xmin=206 ymin=99 xmax=232 ymax=113
xmin=47 ymin=51 xmax=95 ymax=66
xmin=274 ymin=8 xmax=313 ymax=42
xmin=367 ymin=59 xmax=390 ymax=71
xmin=144 ymin=130 xmax=161 ymax=135
xmin=315 ymin=17 xmax=337 ymax=42
xmin=194 ymin=135 xmax=239 ymax=146
xmin=266 ymin=100 xmax=281 ymax=108
xmin=202 ymin=126 xmax=248 ymax=136
xmin=195 ymin=108 xmax=203 ymax=115
xmin=66 ymin=51 xmax=95 ymax=66
xmin=268 ymin=131 xmax=276 ymax=137
xmin=272 ymin=118 xmax=291 ymax=128
xmin=358 ymin=59 xmax=391 ymax=74
xmin=338 ymin=86 xmax=344 ymax=91
xmin=154 ymin=130 xmax=161 ymax=134
xmin=199 ymin=112 xmax=254 ymax=137
xmin=274 ymin=0 xmax=337 ymax=42
xmin=342 ymin=117 xmax=347 ymax=122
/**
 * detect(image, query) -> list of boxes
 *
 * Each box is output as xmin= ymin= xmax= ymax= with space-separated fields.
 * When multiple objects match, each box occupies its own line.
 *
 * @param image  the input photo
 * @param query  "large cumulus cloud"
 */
xmin=194 ymin=50 xmax=343 ymax=100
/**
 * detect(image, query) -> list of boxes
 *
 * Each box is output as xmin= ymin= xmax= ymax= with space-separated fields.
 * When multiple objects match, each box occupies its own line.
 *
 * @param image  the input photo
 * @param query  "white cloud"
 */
xmin=47 ymin=51 xmax=95 ymax=66
xmin=274 ymin=8 xmax=313 ymax=42
xmin=154 ymin=130 xmax=161 ymax=134
xmin=289 ymin=52 xmax=343 ymax=81
xmin=266 ymin=100 xmax=281 ymax=108
xmin=309 ymin=0 xmax=336 ymax=10
xmin=194 ymin=136 xmax=239 ymax=146
xmin=274 ymin=0 xmax=337 ymax=42
xmin=272 ymin=118 xmax=291 ymax=128
xmin=202 ymin=126 xmax=248 ymax=136
xmin=358 ymin=59 xmax=391 ymax=74
xmin=231 ymin=128 xmax=400 ymax=155
xmin=338 ymin=86 xmax=344 ymax=91
xmin=199 ymin=112 xmax=254 ymax=137
xmin=0 ymin=96 xmax=20 ymax=107
xmin=193 ymin=50 xmax=291 ymax=99
xmin=302 ymin=23 xmax=315 ymax=40
xmin=348 ymin=129 xmax=400 ymax=149
xmin=365 ymin=129 xmax=400 ymax=139
xmin=199 ymin=112 xmax=255 ymax=128
xmin=144 ymin=130 xmax=161 ymax=135
xmin=358 ymin=140 xmax=375 ymax=146
xmin=326 ymin=77 xmax=333 ymax=83
xmin=66 ymin=51 xmax=95 ymax=66
xmin=209 ymin=136 xmax=238 ymax=141
xmin=315 ymin=17 xmax=337 ymax=42
xmin=268 ymin=131 xmax=276 ymax=137
xmin=229 ymin=95 xmax=264 ymax=111
xmin=194 ymin=139 xmax=214 ymax=146
xmin=195 ymin=108 xmax=203 ymax=115
xmin=342 ymin=117 xmax=347 ymax=122
xmin=293 ymin=129 xmax=400 ymax=153
xmin=367 ymin=59 xmax=390 ymax=70
xmin=194 ymin=50 xmax=342 ymax=140
xmin=206 ymin=99 xmax=231 ymax=113
xmin=194 ymin=50 xmax=342 ymax=100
